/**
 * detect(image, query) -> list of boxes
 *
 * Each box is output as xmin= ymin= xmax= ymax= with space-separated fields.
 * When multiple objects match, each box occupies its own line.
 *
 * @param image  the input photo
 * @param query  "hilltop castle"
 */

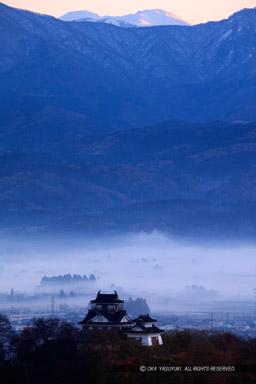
xmin=79 ymin=291 xmax=164 ymax=346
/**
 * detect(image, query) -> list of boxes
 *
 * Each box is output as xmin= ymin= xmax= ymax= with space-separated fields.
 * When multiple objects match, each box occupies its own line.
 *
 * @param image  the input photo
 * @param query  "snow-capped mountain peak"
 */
xmin=116 ymin=9 xmax=190 ymax=27
xmin=60 ymin=8 xmax=190 ymax=27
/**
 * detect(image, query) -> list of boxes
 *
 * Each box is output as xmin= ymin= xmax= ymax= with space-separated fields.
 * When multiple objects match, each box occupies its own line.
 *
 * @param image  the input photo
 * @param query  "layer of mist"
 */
xmin=0 ymin=232 xmax=255 ymax=313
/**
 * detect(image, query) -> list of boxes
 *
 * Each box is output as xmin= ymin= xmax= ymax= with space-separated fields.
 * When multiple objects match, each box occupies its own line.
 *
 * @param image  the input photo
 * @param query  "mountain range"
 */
xmin=1 ymin=119 xmax=256 ymax=238
xmin=1 ymin=3 xmax=256 ymax=238
xmin=59 ymin=9 xmax=190 ymax=27
xmin=0 ymin=3 xmax=256 ymax=129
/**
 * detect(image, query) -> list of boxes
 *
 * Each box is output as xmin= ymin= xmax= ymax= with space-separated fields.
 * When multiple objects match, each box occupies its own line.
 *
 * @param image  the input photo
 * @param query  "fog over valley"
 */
xmin=0 ymin=232 xmax=255 ymax=313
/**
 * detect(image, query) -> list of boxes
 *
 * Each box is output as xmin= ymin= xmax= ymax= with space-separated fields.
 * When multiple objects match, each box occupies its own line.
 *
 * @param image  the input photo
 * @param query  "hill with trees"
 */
xmin=1 ymin=316 xmax=255 ymax=383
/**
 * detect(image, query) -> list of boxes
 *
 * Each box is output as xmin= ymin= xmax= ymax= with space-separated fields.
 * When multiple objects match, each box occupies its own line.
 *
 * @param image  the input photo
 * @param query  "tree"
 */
xmin=10 ymin=326 xmax=39 ymax=364
xmin=59 ymin=289 xmax=66 ymax=298
xmin=125 ymin=297 xmax=150 ymax=317
xmin=57 ymin=321 xmax=81 ymax=340
xmin=0 ymin=314 xmax=13 ymax=359
xmin=32 ymin=318 xmax=60 ymax=342
xmin=10 ymin=318 xmax=81 ymax=364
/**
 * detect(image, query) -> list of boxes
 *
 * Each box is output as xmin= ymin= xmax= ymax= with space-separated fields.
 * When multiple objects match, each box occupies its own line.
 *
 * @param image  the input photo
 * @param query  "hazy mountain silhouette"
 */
xmin=1 ymin=119 xmax=256 ymax=238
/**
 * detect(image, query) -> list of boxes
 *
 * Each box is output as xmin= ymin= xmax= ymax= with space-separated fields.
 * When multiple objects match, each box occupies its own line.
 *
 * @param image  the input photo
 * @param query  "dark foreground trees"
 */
xmin=10 ymin=318 xmax=80 ymax=364
xmin=0 ymin=314 xmax=14 ymax=360
xmin=1 ymin=319 xmax=256 ymax=384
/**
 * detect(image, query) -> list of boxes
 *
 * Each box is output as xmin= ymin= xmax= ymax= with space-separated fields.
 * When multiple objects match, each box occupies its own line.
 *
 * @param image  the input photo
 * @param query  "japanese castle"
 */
xmin=79 ymin=290 xmax=164 ymax=346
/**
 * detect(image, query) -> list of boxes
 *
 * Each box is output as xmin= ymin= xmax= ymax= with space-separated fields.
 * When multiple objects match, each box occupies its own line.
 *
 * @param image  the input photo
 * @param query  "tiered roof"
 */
xmin=133 ymin=314 xmax=156 ymax=323
xmin=91 ymin=290 xmax=124 ymax=304
xmin=79 ymin=309 xmax=132 ymax=325
xmin=124 ymin=323 xmax=164 ymax=334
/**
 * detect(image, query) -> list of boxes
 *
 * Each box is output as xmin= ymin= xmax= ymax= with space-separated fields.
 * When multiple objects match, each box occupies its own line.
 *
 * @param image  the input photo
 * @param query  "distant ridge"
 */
xmin=60 ymin=8 xmax=190 ymax=27
xmin=59 ymin=10 xmax=100 ymax=22
xmin=0 ymin=4 xmax=256 ymax=127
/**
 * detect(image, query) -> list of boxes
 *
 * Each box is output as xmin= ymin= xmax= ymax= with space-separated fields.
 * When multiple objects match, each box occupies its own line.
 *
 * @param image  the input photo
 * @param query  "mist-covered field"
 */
xmin=0 ymin=231 xmax=255 ymax=312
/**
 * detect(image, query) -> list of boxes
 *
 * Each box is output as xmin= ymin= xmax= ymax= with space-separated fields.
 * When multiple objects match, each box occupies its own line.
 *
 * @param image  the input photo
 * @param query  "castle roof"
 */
xmin=79 ymin=309 xmax=132 ymax=325
xmin=124 ymin=323 xmax=164 ymax=335
xmin=91 ymin=290 xmax=124 ymax=304
xmin=133 ymin=314 xmax=156 ymax=323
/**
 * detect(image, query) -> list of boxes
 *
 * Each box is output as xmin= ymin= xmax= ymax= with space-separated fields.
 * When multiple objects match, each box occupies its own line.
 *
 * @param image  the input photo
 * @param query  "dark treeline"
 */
xmin=1 ymin=314 xmax=256 ymax=383
xmin=125 ymin=297 xmax=150 ymax=317
xmin=40 ymin=274 xmax=96 ymax=286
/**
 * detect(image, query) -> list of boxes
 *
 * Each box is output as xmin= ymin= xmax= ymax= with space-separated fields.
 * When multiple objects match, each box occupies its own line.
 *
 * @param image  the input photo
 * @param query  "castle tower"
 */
xmin=124 ymin=314 xmax=164 ymax=346
xmin=78 ymin=291 xmax=132 ymax=335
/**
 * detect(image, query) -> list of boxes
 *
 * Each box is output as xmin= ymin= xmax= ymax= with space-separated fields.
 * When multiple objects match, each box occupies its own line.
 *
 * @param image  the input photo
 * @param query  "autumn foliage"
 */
xmin=1 ymin=320 xmax=256 ymax=384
